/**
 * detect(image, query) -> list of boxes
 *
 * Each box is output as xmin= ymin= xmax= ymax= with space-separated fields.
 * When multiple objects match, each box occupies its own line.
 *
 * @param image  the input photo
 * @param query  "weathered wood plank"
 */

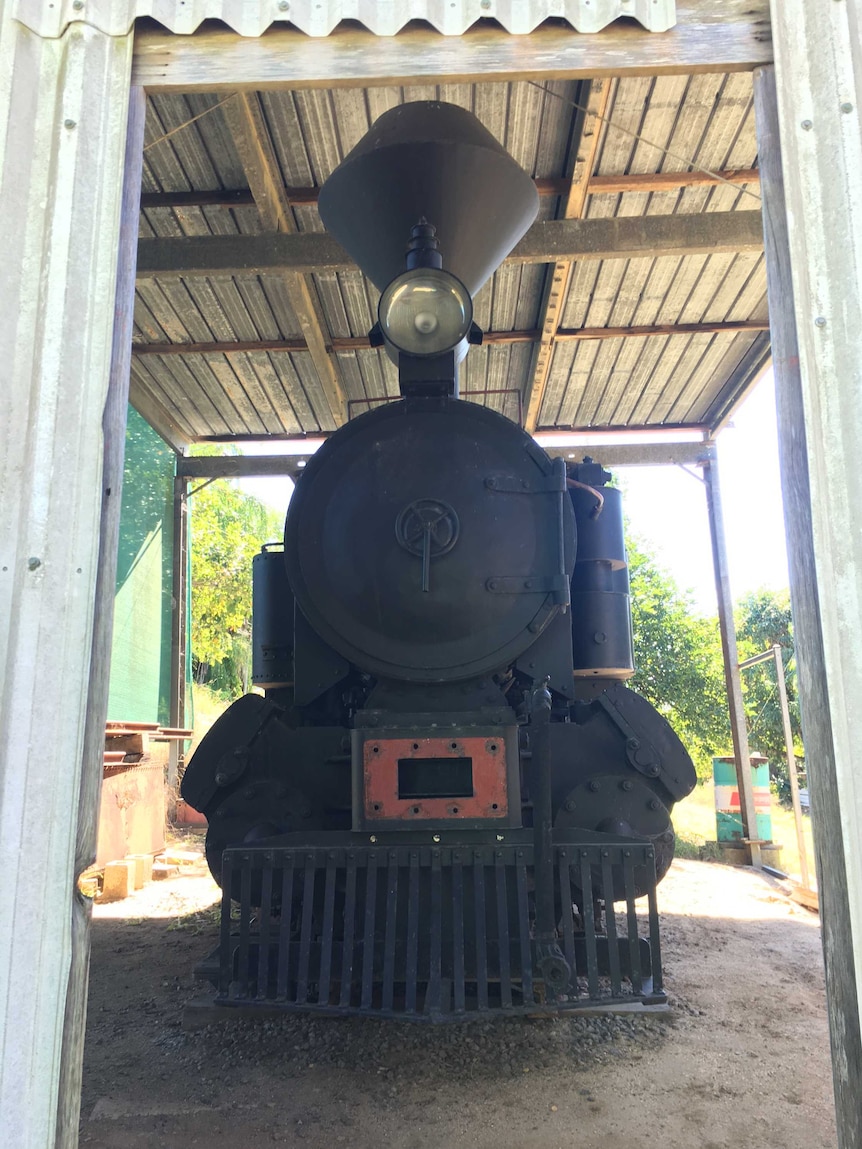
xmin=177 ymin=455 xmax=313 ymax=478
xmin=130 ymin=320 xmax=770 ymax=357
xmin=133 ymin=4 xmax=773 ymax=92
xmin=136 ymin=210 xmax=764 ymax=278
xmin=524 ymin=78 xmax=611 ymax=434
xmin=221 ymin=91 xmax=346 ymax=425
xmin=138 ymin=169 xmax=762 ymax=212
xmin=177 ymin=438 xmax=711 ymax=474
xmin=755 ymin=50 xmax=862 ymax=1148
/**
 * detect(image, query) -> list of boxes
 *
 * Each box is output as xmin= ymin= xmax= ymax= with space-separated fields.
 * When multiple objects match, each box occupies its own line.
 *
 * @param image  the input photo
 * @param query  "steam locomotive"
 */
xmin=181 ymin=102 xmax=696 ymax=1018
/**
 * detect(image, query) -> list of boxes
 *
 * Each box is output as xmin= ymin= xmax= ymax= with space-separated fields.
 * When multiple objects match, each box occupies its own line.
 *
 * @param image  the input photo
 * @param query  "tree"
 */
xmin=626 ymin=534 xmax=730 ymax=779
xmin=736 ymin=587 xmax=803 ymax=793
xmin=189 ymin=449 xmax=282 ymax=697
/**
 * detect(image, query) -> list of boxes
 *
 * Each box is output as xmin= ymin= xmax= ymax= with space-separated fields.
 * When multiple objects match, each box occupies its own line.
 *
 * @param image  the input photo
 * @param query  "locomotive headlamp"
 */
xmin=378 ymin=268 xmax=473 ymax=358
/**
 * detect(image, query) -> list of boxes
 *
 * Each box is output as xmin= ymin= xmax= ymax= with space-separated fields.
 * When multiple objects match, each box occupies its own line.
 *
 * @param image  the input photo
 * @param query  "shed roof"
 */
xmin=130 ymin=70 xmax=768 ymax=448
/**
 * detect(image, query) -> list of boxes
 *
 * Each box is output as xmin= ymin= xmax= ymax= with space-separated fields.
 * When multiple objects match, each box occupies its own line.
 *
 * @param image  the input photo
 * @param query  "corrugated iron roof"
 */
xmin=15 ymin=0 xmax=676 ymax=39
xmin=131 ymin=72 xmax=768 ymax=445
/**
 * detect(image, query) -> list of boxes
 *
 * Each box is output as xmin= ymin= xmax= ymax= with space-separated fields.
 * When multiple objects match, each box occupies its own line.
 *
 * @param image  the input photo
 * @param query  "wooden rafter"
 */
xmin=523 ymin=78 xmax=613 ymax=434
xmin=220 ymin=91 xmax=346 ymax=426
xmin=130 ymin=321 xmax=770 ymax=358
xmin=138 ymin=169 xmax=761 ymax=212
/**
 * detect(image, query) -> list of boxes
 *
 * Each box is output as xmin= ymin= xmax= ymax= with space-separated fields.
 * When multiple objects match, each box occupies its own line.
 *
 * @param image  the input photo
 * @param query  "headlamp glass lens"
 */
xmin=379 ymin=270 xmax=472 ymax=356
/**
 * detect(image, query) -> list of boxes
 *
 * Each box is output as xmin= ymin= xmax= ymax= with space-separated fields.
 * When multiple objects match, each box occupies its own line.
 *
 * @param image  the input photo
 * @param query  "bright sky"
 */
xmin=238 ymin=370 xmax=790 ymax=618
xmin=618 ymin=369 xmax=789 ymax=613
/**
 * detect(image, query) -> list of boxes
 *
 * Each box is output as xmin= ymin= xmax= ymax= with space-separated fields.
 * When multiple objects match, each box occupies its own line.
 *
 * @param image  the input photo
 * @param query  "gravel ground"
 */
xmin=80 ymin=857 xmax=837 ymax=1149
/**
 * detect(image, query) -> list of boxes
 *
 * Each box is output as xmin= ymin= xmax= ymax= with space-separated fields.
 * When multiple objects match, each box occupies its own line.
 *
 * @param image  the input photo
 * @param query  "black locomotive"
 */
xmin=181 ymin=103 xmax=696 ymax=1018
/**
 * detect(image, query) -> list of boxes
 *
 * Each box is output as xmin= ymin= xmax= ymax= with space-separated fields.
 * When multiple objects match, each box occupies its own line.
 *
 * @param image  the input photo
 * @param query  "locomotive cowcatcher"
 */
xmin=181 ymin=102 xmax=696 ymax=1019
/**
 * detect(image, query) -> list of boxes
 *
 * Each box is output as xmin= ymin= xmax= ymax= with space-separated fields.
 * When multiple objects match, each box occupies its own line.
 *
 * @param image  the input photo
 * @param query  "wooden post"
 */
xmin=168 ymin=475 xmax=189 ymax=800
xmin=771 ymin=644 xmax=811 ymax=891
xmin=702 ymin=446 xmax=761 ymax=867
xmin=754 ymin=57 xmax=862 ymax=1146
xmin=53 ymin=84 xmax=146 ymax=1149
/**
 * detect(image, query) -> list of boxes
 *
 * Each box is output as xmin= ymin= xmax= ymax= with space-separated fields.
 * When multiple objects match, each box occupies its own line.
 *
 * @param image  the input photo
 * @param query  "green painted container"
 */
xmin=712 ymin=755 xmax=772 ymax=842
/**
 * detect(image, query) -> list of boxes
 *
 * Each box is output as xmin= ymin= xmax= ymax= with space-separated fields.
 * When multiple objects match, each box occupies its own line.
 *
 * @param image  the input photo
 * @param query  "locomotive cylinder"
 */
xmin=567 ymin=462 xmax=635 ymax=679
xmin=251 ymin=543 xmax=294 ymax=689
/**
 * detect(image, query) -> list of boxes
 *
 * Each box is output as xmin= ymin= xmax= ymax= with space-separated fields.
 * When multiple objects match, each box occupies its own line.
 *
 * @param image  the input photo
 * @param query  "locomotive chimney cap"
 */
xmin=318 ymin=101 xmax=539 ymax=297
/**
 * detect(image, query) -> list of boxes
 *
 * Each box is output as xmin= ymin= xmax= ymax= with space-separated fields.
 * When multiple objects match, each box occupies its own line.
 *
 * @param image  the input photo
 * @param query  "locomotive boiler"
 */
xmin=181 ymin=102 xmax=696 ymax=1018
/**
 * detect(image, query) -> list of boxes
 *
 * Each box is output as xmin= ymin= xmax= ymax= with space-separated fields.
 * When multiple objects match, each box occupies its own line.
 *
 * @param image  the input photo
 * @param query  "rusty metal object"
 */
xmin=363 ymin=736 xmax=507 ymax=822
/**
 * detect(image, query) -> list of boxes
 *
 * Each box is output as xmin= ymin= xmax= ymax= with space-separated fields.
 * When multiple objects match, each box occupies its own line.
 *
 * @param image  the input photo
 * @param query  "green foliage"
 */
xmin=189 ymin=447 xmax=282 ymax=698
xmin=735 ymin=588 xmax=803 ymax=793
xmin=626 ymin=534 xmax=731 ymax=780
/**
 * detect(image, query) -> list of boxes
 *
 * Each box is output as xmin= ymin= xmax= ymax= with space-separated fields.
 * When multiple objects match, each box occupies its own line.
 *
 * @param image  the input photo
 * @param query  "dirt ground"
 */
xmin=80 ymin=855 xmax=837 ymax=1149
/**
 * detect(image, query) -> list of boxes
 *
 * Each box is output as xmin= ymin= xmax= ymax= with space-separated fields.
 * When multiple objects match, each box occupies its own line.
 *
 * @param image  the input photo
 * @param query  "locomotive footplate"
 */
xmin=203 ymin=827 xmax=665 ymax=1021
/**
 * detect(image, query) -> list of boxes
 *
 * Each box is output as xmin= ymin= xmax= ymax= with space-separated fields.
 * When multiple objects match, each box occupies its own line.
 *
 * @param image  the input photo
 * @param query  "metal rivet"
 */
xmin=278 ymin=0 xmax=289 ymax=7
xmin=815 ymin=316 xmax=827 ymax=328
xmin=27 ymin=557 xmax=41 ymax=571
xmin=841 ymin=103 xmax=854 ymax=114
xmin=480 ymin=0 xmax=491 ymax=8
xmin=369 ymin=835 xmax=377 ymax=843
xmin=801 ymin=119 xmax=813 ymax=130
xmin=432 ymin=834 xmax=441 ymax=843
xmin=64 ymin=119 xmax=76 ymax=129
xmin=496 ymin=834 xmax=504 ymax=842
xmin=72 ymin=0 xmax=84 ymax=7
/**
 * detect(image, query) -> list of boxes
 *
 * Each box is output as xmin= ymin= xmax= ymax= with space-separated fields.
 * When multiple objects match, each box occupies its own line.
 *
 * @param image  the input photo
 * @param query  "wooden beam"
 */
xmin=541 ymin=440 xmax=712 ymax=468
xmin=136 ymin=210 xmax=764 ymax=278
xmin=755 ymin=52 xmax=862 ymax=1147
xmin=588 ymin=168 xmax=760 ymax=195
xmin=133 ymin=4 xmax=773 ymax=92
xmin=138 ymin=169 xmax=762 ymax=213
xmin=525 ymin=78 xmax=613 ymax=434
xmin=558 ymin=320 xmax=770 ymax=341
xmin=130 ymin=321 xmax=771 ymax=358
xmin=177 ymin=455 xmax=312 ymax=479
xmin=221 ymin=91 xmax=346 ymax=426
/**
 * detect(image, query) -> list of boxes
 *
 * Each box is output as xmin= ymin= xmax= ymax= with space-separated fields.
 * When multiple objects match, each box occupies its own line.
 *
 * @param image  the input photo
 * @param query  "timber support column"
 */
xmin=702 ymin=446 xmax=761 ymax=868
xmin=756 ymin=34 xmax=862 ymax=1146
xmin=168 ymin=474 xmax=190 ymax=799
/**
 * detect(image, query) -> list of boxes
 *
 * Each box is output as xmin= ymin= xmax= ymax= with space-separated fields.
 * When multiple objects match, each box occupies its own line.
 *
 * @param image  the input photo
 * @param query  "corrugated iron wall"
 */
xmin=13 ymin=0 xmax=677 ymax=39
xmin=0 ymin=14 xmax=134 ymax=1148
